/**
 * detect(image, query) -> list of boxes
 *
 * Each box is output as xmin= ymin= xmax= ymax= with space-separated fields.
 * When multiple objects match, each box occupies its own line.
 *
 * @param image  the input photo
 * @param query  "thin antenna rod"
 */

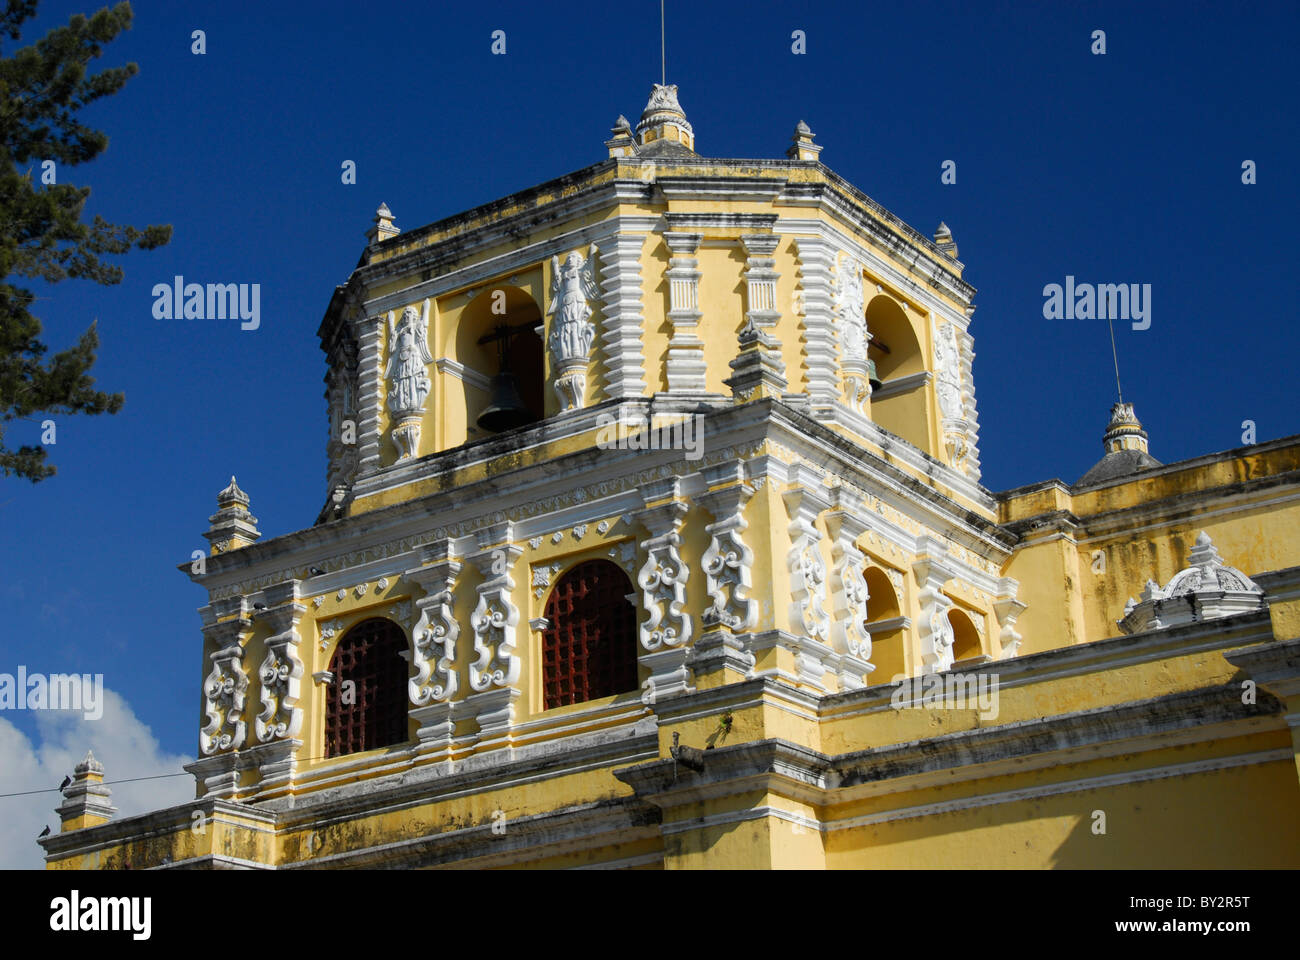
xmin=1105 ymin=293 xmax=1124 ymax=403
xmin=660 ymin=0 xmax=666 ymax=85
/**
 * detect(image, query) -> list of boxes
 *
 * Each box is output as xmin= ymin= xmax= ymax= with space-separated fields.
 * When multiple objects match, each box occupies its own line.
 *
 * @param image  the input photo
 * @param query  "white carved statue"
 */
xmin=836 ymin=257 xmax=867 ymax=362
xmin=935 ymin=324 xmax=963 ymax=420
xmin=385 ymin=302 xmax=433 ymax=417
xmin=548 ymin=247 xmax=600 ymax=363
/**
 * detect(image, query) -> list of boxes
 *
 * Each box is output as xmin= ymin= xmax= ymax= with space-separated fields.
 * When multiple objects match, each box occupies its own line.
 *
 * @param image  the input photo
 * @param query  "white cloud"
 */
xmin=0 ymin=685 xmax=194 ymax=869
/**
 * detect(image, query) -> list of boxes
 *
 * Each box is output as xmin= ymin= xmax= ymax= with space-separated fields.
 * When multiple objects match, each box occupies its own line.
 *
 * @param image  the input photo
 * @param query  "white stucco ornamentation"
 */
xmin=835 ymin=255 xmax=872 ymax=415
xmin=385 ymin=300 xmax=433 ymax=459
xmin=408 ymin=545 xmax=462 ymax=706
xmin=698 ymin=472 xmax=757 ymax=633
xmin=913 ymin=542 xmax=957 ymax=674
xmin=468 ymin=534 xmax=522 ymax=692
xmin=548 ymin=246 xmax=601 ymax=411
xmin=1119 ymin=532 xmax=1265 ymax=635
xmin=825 ymin=488 xmax=875 ymax=690
xmin=784 ymin=479 xmax=832 ymax=647
xmin=254 ymin=593 xmax=306 ymax=743
xmin=994 ymin=577 xmax=1027 ymax=658
xmin=637 ymin=503 xmax=691 ymax=650
xmin=934 ymin=320 xmax=972 ymax=472
xmin=634 ymin=480 xmax=694 ymax=704
xmin=200 ymin=618 xmax=250 ymax=755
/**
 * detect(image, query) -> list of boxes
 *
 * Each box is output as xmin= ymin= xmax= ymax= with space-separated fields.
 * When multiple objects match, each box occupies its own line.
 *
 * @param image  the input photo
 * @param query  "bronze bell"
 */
xmin=867 ymin=358 xmax=882 ymax=392
xmin=477 ymin=371 xmax=533 ymax=432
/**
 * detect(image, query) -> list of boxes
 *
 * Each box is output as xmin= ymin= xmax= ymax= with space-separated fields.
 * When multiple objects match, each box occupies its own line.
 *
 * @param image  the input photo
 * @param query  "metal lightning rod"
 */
xmin=1105 ymin=291 xmax=1124 ymax=403
xmin=661 ymin=0 xmax=666 ymax=85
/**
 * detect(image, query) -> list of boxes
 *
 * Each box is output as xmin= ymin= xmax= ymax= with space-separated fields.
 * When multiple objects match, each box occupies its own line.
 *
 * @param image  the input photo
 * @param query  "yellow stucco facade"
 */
xmin=41 ymin=85 xmax=1300 ymax=870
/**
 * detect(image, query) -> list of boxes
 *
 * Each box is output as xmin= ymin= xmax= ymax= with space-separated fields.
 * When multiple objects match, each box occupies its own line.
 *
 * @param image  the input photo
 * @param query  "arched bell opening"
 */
xmin=865 ymin=295 xmax=932 ymax=455
xmin=455 ymin=286 xmax=545 ymax=436
xmin=863 ymin=565 xmax=906 ymax=682
xmin=948 ymin=608 xmax=982 ymax=663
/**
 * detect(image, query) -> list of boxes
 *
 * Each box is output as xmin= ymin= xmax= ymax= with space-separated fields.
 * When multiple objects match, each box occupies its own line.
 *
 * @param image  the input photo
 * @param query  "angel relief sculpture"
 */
xmin=547 ymin=246 xmax=600 ymax=411
xmin=385 ymin=300 xmax=433 ymax=459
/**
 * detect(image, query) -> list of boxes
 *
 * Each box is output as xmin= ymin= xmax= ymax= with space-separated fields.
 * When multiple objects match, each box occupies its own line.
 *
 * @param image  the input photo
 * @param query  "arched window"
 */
xmin=864 ymin=566 xmax=905 ymax=681
xmin=948 ymin=609 xmax=982 ymax=662
xmin=325 ymin=618 xmax=409 ymax=758
xmin=541 ymin=560 xmax=638 ymax=709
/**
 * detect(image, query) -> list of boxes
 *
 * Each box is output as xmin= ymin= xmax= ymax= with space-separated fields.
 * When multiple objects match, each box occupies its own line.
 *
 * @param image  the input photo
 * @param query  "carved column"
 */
xmin=695 ymin=462 xmax=758 ymax=680
xmin=663 ymin=232 xmax=708 ymax=394
xmin=249 ymin=581 xmax=306 ymax=794
xmin=465 ymin=522 xmax=522 ymax=750
xmin=548 ymin=247 xmax=600 ymax=412
xmin=599 ymin=231 xmax=649 ymax=399
xmin=994 ymin=577 xmax=1026 ymax=658
xmin=824 ymin=486 xmax=876 ymax=691
xmin=782 ymin=463 xmax=833 ymax=688
xmin=912 ymin=540 xmax=957 ymax=674
xmin=792 ymin=236 xmax=840 ymax=420
xmin=406 ymin=541 xmax=462 ymax=758
xmin=636 ymin=478 xmax=693 ymax=703
xmin=934 ymin=318 xmax=973 ymax=476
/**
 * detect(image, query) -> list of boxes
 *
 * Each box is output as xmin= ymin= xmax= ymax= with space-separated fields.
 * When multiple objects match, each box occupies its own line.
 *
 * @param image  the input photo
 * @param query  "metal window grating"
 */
xmin=325 ymin=617 xmax=409 ymax=758
xmin=542 ymin=559 xmax=638 ymax=709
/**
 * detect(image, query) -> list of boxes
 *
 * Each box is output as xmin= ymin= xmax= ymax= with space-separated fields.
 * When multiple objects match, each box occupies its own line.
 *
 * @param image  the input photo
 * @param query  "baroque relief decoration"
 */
xmin=933 ymin=319 xmax=972 ymax=474
xmin=548 ymin=246 xmax=601 ymax=412
xmin=635 ymin=479 xmax=693 ymax=703
xmin=912 ymin=542 xmax=957 ymax=674
xmin=407 ymin=543 xmax=462 ymax=706
xmin=385 ymin=300 xmax=433 ymax=460
xmin=782 ymin=466 xmax=834 ymax=686
xmin=200 ymin=617 xmax=251 ymax=755
xmin=468 ymin=531 xmax=523 ymax=692
xmin=697 ymin=468 xmax=758 ymax=633
xmin=1118 ymin=532 xmax=1265 ymax=635
xmin=834 ymin=253 xmax=871 ymax=414
xmin=254 ymin=590 xmax=306 ymax=743
xmin=824 ymin=487 xmax=876 ymax=690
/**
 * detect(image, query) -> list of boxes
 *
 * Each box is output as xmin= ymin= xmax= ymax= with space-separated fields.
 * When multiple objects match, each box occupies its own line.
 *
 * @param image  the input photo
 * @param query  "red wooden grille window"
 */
xmin=325 ymin=618 xmax=409 ymax=758
xmin=542 ymin=560 xmax=637 ymax=709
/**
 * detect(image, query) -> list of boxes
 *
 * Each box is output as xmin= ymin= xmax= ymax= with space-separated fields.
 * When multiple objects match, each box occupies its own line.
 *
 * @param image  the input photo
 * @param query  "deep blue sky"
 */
xmin=3 ymin=0 xmax=1296 ymax=768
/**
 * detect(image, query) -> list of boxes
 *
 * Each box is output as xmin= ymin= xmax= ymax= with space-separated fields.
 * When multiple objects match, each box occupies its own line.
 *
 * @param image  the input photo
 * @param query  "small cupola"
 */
xmin=635 ymin=83 xmax=695 ymax=156
xmin=1077 ymin=402 xmax=1162 ymax=486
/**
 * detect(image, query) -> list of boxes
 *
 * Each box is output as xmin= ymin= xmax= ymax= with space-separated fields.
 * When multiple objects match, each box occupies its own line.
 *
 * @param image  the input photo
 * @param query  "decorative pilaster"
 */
xmin=955 ymin=324 xmax=982 ymax=480
xmin=599 ymin=233 xmax=649 ymax=399
xmin=200 ymin=613 xmax=252 ymax=755
xmin=792 ymin=237 xmax=840 ymax=419
xmin=934 ymin=318 xmax=974 ymax=475
xmin=994 ymin=577 xmax=1027 ymax=658
xmin=912 ymin=540 xmax=957 ymax=673
xmin=466 ymin=523 xmax=522 ymax=748
xmin=635 ymin=478 xmax=694 ymax=703
xmin=663 ymin=232 xmax=708 ymax=394
xmin=835 ymin=253 xmax=871 ymax=415
xmin=354 ymin=312 xmax=386 ymax=475
xmin=254 ymin=581 xmax=306 ymax=743
xmin=407 ymin=541 xmax=461 ymax=756
xmin=695 ymin=463 xmax=758 ymax=680
xmin=782 ymin=464 xmax=833 ymax=687
xmin=324 ymin=334 xmax=359 ymax=498
xmin=741 ymin=234 xmax=781 ymax=332
xmin=824 ymin=486 xmax=876 ymax=690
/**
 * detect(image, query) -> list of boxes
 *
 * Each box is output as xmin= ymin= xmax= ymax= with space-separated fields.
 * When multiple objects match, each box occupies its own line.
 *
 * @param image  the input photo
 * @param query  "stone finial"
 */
xmin=635 ymin=83 xmax=694 ymax=152
xmin=57 ymin=750 xmax=116 ymax=832
xmin=1118 ymin=531 xmax=1265 ymax=635
xmin=366 ymin=202 xmax=400 ymax=245
xmin=606 ymin=114 xmax=638 ymax=158
xmin=934 ymin=222 xmax=958 ymax=259
xmin=787 ymin=120 xmax=822 ymax=162
xmin=204 ymin=475 xmax=261 ymax=555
